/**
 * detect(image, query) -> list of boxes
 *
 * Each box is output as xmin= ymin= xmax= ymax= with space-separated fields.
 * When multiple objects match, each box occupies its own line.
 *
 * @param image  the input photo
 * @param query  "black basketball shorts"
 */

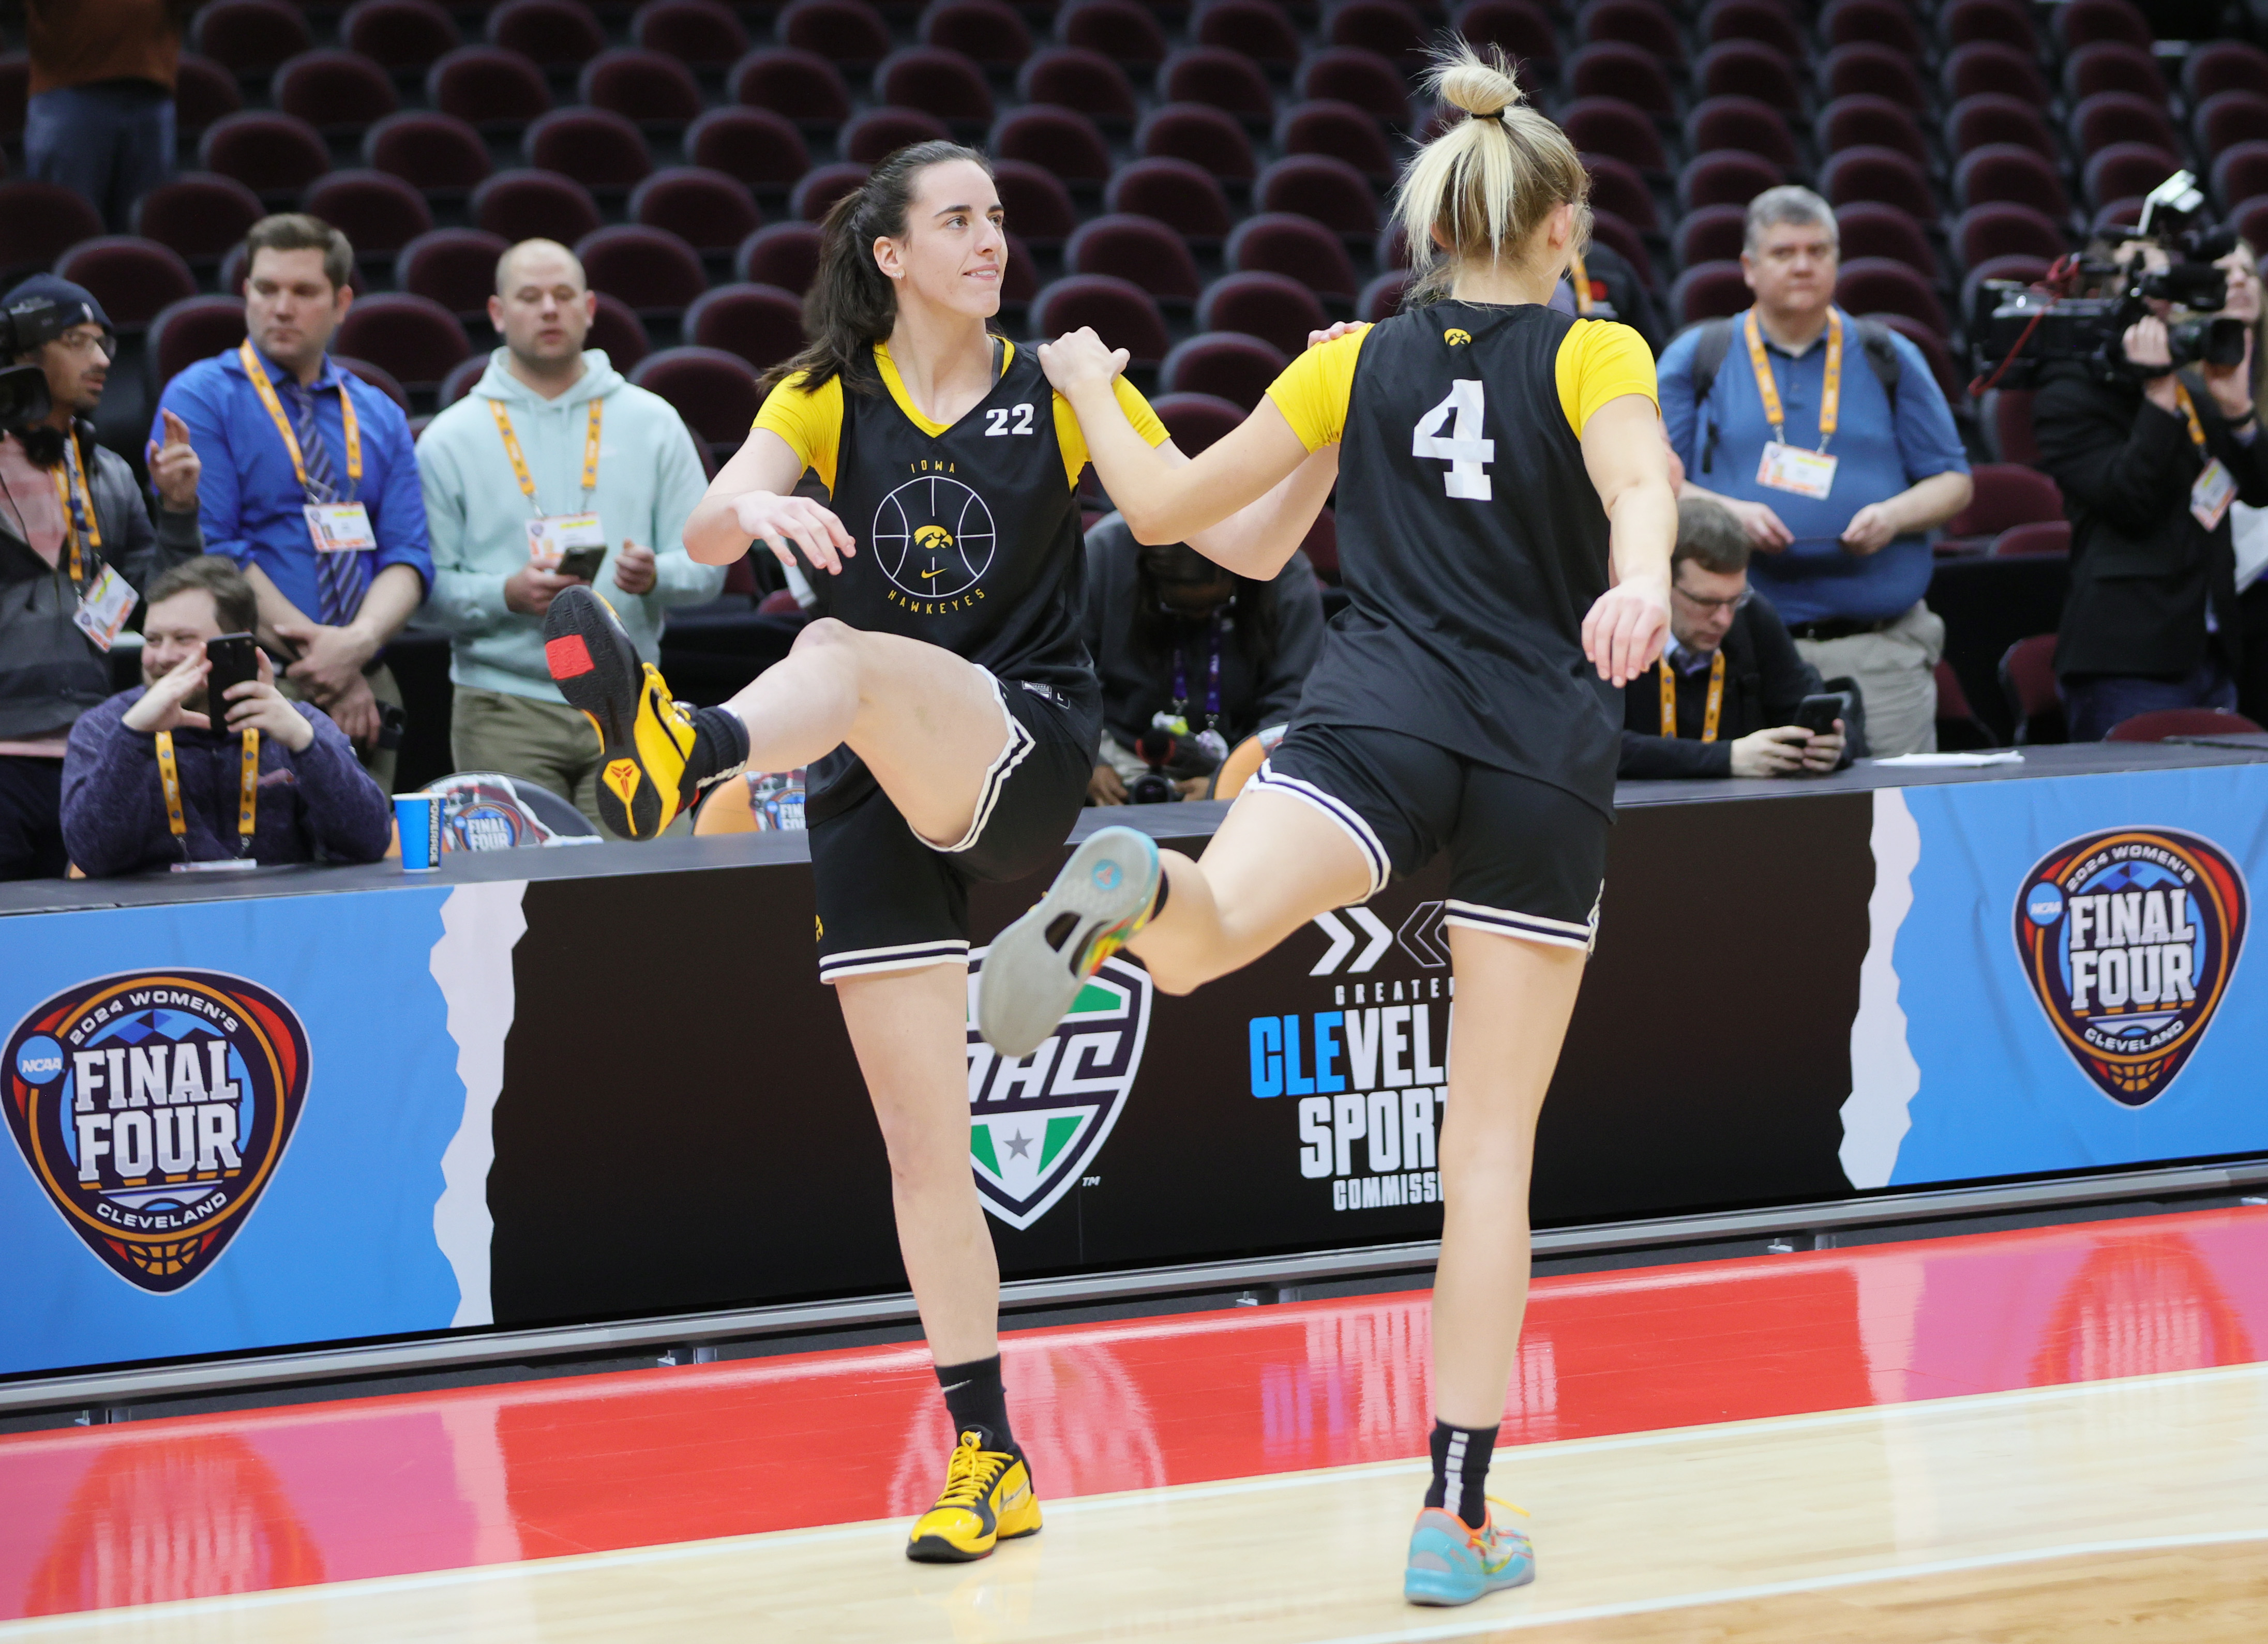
xmin=808 ymin=675 xmax=1096 ymax=985
xmin=1253 ymin=722 xmax=1609 ymax=952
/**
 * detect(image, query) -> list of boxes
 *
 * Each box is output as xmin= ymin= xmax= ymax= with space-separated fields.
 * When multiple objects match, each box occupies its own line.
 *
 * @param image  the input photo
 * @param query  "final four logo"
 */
xmin=875 ymin=473 xmax=997 ymax=602
xmin=3 ymin=971 xmax=310 ymax=1292
xmin=2014 ymin=829 xmax=2247 ymax=1107
xmin=964 ymin=950 xmax=1150 ymax=1229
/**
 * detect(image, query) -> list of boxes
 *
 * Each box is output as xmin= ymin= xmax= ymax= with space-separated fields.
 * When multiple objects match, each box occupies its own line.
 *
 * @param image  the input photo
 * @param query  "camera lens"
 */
xmin=0 ymin=365 xmax=52 ymax=434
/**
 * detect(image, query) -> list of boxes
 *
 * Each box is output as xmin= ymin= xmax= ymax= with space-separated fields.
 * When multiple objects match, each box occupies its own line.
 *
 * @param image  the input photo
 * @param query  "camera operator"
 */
xmin=1082 ymin=512 xmax=1324 ymax=804
xmin=0 ymin=274 xmax=202 ymax=880
xmin=2035 ymin=234 xmax=2268 ymax=740
xmin=2219 ymin=239 xmax=2268 ymax=725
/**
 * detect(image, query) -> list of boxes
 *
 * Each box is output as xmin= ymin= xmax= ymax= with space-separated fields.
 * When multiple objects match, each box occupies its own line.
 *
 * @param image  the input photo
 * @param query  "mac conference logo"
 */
xmin=3 ymin=971 xmax=311 ymax=1291
xmin=2014 ymin=829 xmax=2247 ymax=1107
xmin=964 ymin=950 xmax=1151 ymax=1230
xmin=874 ymin=472 xmax=997 ymax=602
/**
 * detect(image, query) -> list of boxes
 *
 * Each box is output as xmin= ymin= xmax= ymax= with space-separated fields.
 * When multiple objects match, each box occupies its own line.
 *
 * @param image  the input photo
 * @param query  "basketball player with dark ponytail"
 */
xmin=978 ymin=47 xmax=1676 ymax=1605
xmin=538 ymin=141 xmax=1336 ymax=1563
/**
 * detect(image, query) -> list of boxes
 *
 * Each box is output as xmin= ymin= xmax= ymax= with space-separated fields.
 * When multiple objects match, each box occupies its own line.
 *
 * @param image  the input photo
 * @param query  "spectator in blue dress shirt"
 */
xmin=1659 ymin=187 xmax=1973 ymax=757
xmin=152 ymin=214 xmax=432 ymax=789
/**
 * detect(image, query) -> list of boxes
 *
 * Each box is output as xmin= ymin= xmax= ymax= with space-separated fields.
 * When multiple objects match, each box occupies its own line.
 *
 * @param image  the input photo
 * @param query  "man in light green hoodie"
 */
xmin=416 ymin=239 xmax=724 ymax=832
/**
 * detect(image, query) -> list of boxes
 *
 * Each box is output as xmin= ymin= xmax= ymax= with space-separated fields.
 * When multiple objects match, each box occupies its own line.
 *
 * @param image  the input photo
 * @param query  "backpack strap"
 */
xmin=1852 ymin=318 xmax=1903 ymax=416
xmin=1688 ymin=319 xmax=1733 ymax=476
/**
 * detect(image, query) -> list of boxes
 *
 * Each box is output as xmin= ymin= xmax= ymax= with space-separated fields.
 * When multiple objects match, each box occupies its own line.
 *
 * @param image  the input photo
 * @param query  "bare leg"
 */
xmin=836 ymin=963 xmax=998 ymax=1366
xmin=1428 ymin=924 xmax=1586 ymax=1428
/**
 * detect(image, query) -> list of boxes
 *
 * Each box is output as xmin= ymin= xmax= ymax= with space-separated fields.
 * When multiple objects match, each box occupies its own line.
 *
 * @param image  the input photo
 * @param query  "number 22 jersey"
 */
xmin=1267 ymin=303 xmax=1658 ymax=816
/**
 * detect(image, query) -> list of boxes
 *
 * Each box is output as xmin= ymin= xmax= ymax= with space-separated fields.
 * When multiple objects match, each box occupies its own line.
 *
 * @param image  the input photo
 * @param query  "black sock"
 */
xmin=1424 ymin=1419 xmax=1497 ymax=1530
xmin=935 ymin=1354 xmax=1016 ymax=1455
xmin=1147 ymin=863 xmax=1169 ymax=922
xmin=686 ymin=706 xmax=749 ymax=788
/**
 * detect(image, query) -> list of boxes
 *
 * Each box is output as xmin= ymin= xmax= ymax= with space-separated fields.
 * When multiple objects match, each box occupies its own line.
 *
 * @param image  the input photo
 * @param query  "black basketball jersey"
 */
xmin=1289 ymin=301 xmax=1635 ymax=814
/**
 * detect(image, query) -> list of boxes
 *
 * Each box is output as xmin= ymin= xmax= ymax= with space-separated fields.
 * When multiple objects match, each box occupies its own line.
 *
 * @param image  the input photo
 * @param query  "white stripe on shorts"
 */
xmin=920 ymin=672 xmax=1038 ymax=854
xmin=1249 ymin=759 xmax=1391 ymax=899
xmin=1441 ymin=898 xmax=1597 ymax=953
xmin=817 ymin=939 xmax=971 ymax=984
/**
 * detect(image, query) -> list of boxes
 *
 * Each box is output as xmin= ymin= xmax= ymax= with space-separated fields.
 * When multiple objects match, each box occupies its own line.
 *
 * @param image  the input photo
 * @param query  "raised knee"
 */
xmin=791 ymin=615 xmax=858 ymax=657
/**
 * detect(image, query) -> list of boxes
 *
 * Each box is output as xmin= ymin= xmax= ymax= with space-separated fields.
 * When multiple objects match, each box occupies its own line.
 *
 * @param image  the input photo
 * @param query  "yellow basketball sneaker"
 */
xmin=542 ymin=585 xmax=725 ymax=839
xmin=906 ymin=1430 xmax=1043 ymax=1563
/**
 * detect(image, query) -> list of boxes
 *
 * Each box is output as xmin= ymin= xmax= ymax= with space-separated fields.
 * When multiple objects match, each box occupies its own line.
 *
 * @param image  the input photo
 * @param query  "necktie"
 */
xmin=289 ymin=379 xmax=368 ymax=627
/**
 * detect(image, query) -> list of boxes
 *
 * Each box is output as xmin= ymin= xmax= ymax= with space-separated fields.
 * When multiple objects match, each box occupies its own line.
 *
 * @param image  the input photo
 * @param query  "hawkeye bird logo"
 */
xmin=1443 ymin=328 xmax=1472 ymax=346
xmin=876 ymin=475 xmax=997 ymax=602
xmin=964 ymin=951 xmax=1151 ymax=1229
xmin=2013 ymin=828 xmax=2247 ymax=1108
xmin=4 ymin=971 xmax=311 ymax=1292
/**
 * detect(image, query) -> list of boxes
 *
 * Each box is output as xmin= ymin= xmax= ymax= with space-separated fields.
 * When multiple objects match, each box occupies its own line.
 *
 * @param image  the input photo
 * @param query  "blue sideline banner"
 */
xmin=1841 ymin=766 xmax=2268 ymax=1190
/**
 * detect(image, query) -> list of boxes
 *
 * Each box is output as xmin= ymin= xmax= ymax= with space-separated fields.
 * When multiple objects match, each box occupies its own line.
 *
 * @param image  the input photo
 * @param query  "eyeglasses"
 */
xmin=54 ymin=330 xmax=111 ymax=356
xmin=1671 ymin=581 xmax=1753 ymax=615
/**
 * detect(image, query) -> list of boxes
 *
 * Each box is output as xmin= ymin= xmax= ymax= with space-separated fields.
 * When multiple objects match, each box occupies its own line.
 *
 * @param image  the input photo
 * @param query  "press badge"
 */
xmin=2191 ymin=458 xmax=2237 ymax=531
xmin=304 ymin=501 xmax=377 ymax=552
xmin=71 ymin=563 xmax=136 ymax=652
xmin=525 ymin=512 xmax=607 ymax=569
xmin=1757 ymin=441 xmax=1838 ymax=500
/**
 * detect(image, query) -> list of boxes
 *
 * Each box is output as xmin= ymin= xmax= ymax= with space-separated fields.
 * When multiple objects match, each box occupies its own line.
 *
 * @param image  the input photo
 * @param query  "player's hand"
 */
xmin=504 ymin=564 xmax=582 ymax=615
xmin=1839 ymin=503 xmax=1899 ymax=556
xmin=121 ymin=651 xmax=213 ymax=734
xmin=220 ymin=649 xmax=315 ymax=752
xmin=1037 ymin=327 xmax=1129 ymax=400
xmin=1087 ymin=763 xmax=1128 ymax=805
xmin=731 ymin=491 xmax=855 ymax=577
xmin=1723 ymin=496 xmax=1793 ymax=551
xmin=146 ymin=409 xmax=202 ymax=512
xmin=1729 ymin=725 xmax=1813 ymax=777
xmin=1305 ymin=321 xmax=1364 ymax=349
xmin=1581 ymin=574 xmax=1670 ymax=688
xmin=612 ymin=539 xmax=657 ymax=595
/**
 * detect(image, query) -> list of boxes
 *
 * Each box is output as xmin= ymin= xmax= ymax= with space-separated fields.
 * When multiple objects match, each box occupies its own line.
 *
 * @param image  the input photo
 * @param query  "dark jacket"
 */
xmin=1618 ymin=594 xmax=1822 ymax=778
xmin=0 ymin=423 xmax=201 ymax=741
xmin=2034 ymin=362 xmax=2268 ymax=678
xmin=61 ymin=687 xmax=392 ymax=877
xmin=1082 ymin=513 xmax=1327 ymax=752
xmin=1564 ymin=242 xmax=1666 ymax=357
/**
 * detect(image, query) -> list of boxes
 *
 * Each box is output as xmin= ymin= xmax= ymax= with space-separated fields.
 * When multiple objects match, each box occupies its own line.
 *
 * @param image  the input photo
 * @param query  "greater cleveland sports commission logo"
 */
xmin=2014 ymin=828 xmax=2247 ymax=1108
xmin=3 ymin=972 xmax=310 ymax=1292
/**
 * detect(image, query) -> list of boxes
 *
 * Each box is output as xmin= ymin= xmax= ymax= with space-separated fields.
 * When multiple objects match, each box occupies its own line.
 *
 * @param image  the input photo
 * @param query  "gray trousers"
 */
xmin=1792 ymin=600 xmax=1945 ymax=759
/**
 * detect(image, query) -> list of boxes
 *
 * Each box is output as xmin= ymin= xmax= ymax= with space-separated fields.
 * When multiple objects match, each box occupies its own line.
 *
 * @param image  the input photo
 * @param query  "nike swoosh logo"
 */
xmin=921 ymin=567 xmax=945 ymax=579
xmin=939 ymin=1380 xmax=970 ymax=1393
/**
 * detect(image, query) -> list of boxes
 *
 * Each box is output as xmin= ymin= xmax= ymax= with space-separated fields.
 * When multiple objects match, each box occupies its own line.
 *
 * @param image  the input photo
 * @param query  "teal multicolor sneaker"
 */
xmin=1402 ymin=1503 xmax=1535 ymax=1606
xmin=977 ymin=826 xmax=1161 ymax=1059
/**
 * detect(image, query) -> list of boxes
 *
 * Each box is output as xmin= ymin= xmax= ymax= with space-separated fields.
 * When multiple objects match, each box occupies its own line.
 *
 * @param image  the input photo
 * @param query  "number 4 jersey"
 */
xmin=1267 ymin=303 xmax=1658 ymax=815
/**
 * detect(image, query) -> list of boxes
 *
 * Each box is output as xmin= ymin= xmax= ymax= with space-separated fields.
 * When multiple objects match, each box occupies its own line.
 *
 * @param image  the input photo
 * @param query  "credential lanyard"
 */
xmin=156 ymin=728 xmax=259 ymax=855
xmin=1171 ymin=616 xmax=1224 ymax=730
xmin=1659 ymin=652 xmax=1725 ymax=743
xmin=1570 ymin=252 xmax=1592 ymax=316
xmin=50 ymin=434 xmax=100 ymax=586
xmin=2173 ymin=382 xmax=2211 ymax=451
xmin=490 ymin=397 xmax=602 ymax=514
xmin=238 ymin=341 xmax=360 ymax=499
xmin=1745 ymin=308 xmax=1841 ymax=452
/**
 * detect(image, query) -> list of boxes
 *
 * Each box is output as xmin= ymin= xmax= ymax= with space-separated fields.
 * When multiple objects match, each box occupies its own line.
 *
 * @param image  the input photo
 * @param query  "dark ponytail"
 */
xmin=758 ymin=140 xmax=995 ymax=400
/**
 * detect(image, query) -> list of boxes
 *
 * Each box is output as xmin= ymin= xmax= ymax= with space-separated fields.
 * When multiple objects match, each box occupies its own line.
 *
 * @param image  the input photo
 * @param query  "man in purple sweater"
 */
xmin=62 ymin=556 xmax=392 ymax=876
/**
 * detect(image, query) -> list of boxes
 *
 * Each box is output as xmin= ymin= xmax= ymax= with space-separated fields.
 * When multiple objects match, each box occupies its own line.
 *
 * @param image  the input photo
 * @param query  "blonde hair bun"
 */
xmin=1432 ymin=50 xmax=1524 ymax=119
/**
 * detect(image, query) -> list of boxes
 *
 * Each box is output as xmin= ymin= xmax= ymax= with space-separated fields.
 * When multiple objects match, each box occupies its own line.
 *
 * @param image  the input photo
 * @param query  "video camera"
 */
xmin=1969 ymin=172 xmax=2249 ymax=391
xmin=1130 ymin=718 xmax=1224 ymax=804
xmin=0 ymin=294 xmax=69 ymax=433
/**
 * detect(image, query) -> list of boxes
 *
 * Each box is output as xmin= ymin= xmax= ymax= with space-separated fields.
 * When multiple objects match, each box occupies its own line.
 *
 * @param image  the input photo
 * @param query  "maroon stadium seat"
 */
xmin=1700 ymin=0 xmax=1803 ymax=60
xmin=1685 ymin=97 xmax=1796 ymax=170
xmin=364 ymin=112 xmax=492 ymax=195
xmin=993 ymin=160 xmax=1076 ymax=246
xmin=1065 ymin=215 xmax=1202 ymax=301
xmin=2107 ymin=707 xmax=2264 ymax=741
xmin=1160 ymin=333 xmax=1287 ymax=411
xmin=1818 ymin=43 xmax=1925 ymax=111
xmin=1677 ymin=151 xmax=1783 ymax=214
xmin=589 ymin=295 xmax=654 ymax=370
xmin=688 ymin=108 xmax=812 ymax=192
xmin=190 ymin=0 xmax=311 ymax=73
xmin=1955 ymin=146 xmax=2070 ymax=219
xmin=1198 ymin=272 xmax=1331 ymax=355
xmin=1582 ymin=153 xmax=1657 ymax=232
xmin=2195 ymin=93 xmax=2268 ymax=162
xmin=578 ymin=225 xmax=709 ymax=313
xmin=1871 ymin=312 xmax=1962 ymax=401
xmin=524 ymin=109 xmax=653 ymax=190
xmin=1837 ymin=202 xmax=1939 ymax=281
xmin=923 ymin=0 xmax=1032 ymax=68
xmin=1997 ymin=632 xmax=2062 ymax=742
xmin=344 ymin=0 xmax=461 ymax=70
xmin=2069 ymin=92 xmax=2181 ymax=162
xmin=1150 ymin=390 xmax=1246 ymax=453
xmin=2091 ymin=198 xmax=2147 ymax=234
xmin=1674 ymin=204 xmax=1747 ymax=270
xmin=684 ymin=283 xmax=804 ymax=373
xmin=333 ymin=292 xmax=469 ymax=390
xmin=1819 ymin=0 xmax=1920 ymax=54
xmin=633 ymin=168 xmax=762 ymax=253
xmin=1452 ymin=0 xmax=1559 ymax=74
xmin=1279 ymin=101 xmax=1398 ymax=183
xmin=2084 ymin=144 xmax=2181 ymax=214
xmin=489 ymin=0 xmax=606 ymax=67
xmin=1296 ymin=48 xmax=1411 ymax=127
xmin=2234 ymin=197 xmax=2268 ymax=254
xmin=1056 ymin=0 xmax=1169 ymax=68
xmin=1359 ymin=271 xmax=1408 ymax=322
xmin=1944 ymin=463 xmax=2064 ymax=539
xmin=1993 ymin=521 xmax=2072 ymax=559
xmin=2214 ymin=143 xmax=2268 ymax=214
xmin=1566 ymin=43 xmax=1674 ymax=117
xmin=1939 ymin=0 xmax=2035 ymax=52
xmin=1670 ymin=262 xmax=1750 ymax=326
xmin=635 ymin=0 xmax=750 ymax=68
xmin=1327 ymin=0 xmax=1429 ymax=64
xmin=428 ymin=47 xmax=552 ymax=130
xmin=730 ymin=48 xmax=851 ymax=126
xmin=395 ymin=228 xmax=510 ymax=320
xmin=2186 ymin=41 xmax=2268 ymax=104
xmin=1195 ymin=0 xmax=1301 ymax=67
xmin=1941 ymin=41 xmax=2048 ymax=108
xmin=776 ymin=0 xmax=890 ymax=65
xmin=1947 ymin=94 xmax=2055 ymax=161
xmin=132 ymin=173 xmax=265 ymax=266
xmin=1955 ymin=204 xmax=2068 ymax=272
xmin=1228 ymin=214 xmax=1360 ymax=298
xmin=1819 ymin=95 xmax=1928 ymax=167
xmin=736 ymin=221 xmax=823 ymax=293
xmin=199 ymin=114 xmax=330 ymax=201
xmin=301 ymin=171 xmax=434 ymax=258
xmin=791 ymin=162 xmax=869 ymax=221
xmin=996 ymin=105 xmax=1115 ymax=184
xmin=839 ymin=108 xmax=952 ymax=165
xmin=1565 ymin=99 xmax=1667 ymax=173
xmin=272 ymin=49 xmax=400 ymax=133
xmin=1160 ymin=47 xmax=1276 ymax=121
xmin=582 ymin=49 xmax=703 ymax=126
xmin=1590 ymin=212 xmax=1657 ymax=287
xmin=147 ymin=295 xmax=250 ymax=388
xmin=1838 ymin=259 xmax=1946 ymax=335
xmin=173 ymin=55 xmax=243 ymax=135
xmin=336 ymin=356 xmax=412 ymax=416
xmin=1031 ymin=276 xmax=1169 ymax=365
xmin=2054 ymin=0 xmax=2152 ymax=51
xmin=1137 ymin=103 xmax=1255 ymax=181
xmin=1694 ymin=41 xmax=1803 ymax=113
xmin=1107 ymin=157 xmax=1235 ymax=243
xmin=473 ymin=169 xmax=603 ymax=244
xmin=877 ymin=47 xmax=995 ymax=126
xmin=632 ymin=347 xmax=761 ymax=448
xmin=2063 ymin=41 xmax=2166 ymax=103
xmin=1017 ymin=48 xmax=1138 ymax=125
xmin=1577 ymin=0 xmax=1684 ymax=64
xmin=1982 ymin=388 xmax=2039 ymax=464
xmin=52 ymin=238 xmax=196 ymax=333
xmin=1257 ymin=155 xmax=1380 ymax=236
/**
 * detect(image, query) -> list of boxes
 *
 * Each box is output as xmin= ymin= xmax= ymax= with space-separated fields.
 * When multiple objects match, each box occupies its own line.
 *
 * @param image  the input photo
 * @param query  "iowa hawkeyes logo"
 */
xmin=875 ymin=475 xmax=997 ymax=599
xmin=1443 ymin=328 xmax=1472 ymax=346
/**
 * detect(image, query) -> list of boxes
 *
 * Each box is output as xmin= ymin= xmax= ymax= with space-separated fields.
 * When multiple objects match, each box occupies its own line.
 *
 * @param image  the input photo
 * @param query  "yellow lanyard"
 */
xmin=155 ymin=728 xmax=260 ymax=849
xmin=1659 ymin=651 xmax=1725 ymax=743
xmin=49 ymin=440 xmax=99 ymax=586
xmin=1745 ymin=308 xmax=1841 ymax=451
xmin=2173 ymin=382 xmax=2210 ymax=451
xmin=238 ymin=341 xmax=361 ymax=497
xmin=489 ymin=397 xmax=602 ymax=513
xmin=1570 ymin=251 xmax=1592 ymax=315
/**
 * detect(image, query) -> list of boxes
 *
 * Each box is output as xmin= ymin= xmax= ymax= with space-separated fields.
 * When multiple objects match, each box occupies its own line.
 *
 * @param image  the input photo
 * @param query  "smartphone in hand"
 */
xmin=554 ymin=544 xmax=607 ymax=582
xmin=203 ymin=632 xmax=261 ymax=705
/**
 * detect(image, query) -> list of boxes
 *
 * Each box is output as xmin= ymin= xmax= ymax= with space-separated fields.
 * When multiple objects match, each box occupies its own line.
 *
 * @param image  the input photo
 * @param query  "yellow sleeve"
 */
xmin=1555 ymin=319 xmax=1658 ymax=440
xmin=1053 ymin=376 xmax=1171 ymax=488
xmin=751 ymin=370 xmax=844 ymax=494
xmin=1263 ymin=326 xmax=1371 ymax=453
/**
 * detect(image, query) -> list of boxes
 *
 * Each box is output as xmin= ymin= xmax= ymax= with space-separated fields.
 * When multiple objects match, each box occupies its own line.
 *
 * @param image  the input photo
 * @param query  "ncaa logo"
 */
xmin=874 ymin=474 xmax=997 ymax=599
xmin=964 ymin=950 xmax=1152 ymax=1229
xmin=2 ymin=971 xmax=311 ymax=1292
xmin=2013 ymin=828 xmax=2247 ymax=1107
